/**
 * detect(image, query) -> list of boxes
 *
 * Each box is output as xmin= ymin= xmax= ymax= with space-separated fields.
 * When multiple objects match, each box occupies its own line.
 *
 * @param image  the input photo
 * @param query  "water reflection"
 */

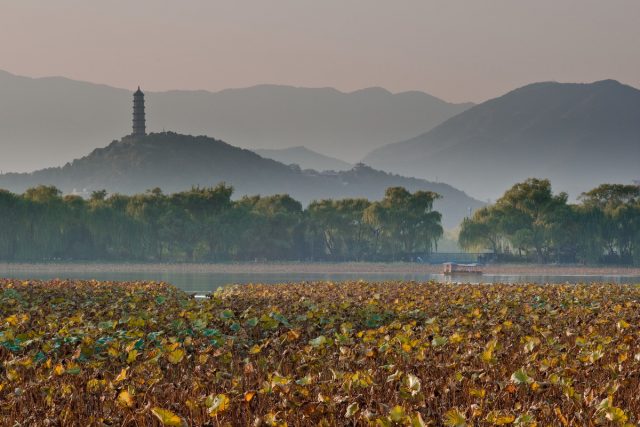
xmin=1 ymin=269 xmax=638 ymax=293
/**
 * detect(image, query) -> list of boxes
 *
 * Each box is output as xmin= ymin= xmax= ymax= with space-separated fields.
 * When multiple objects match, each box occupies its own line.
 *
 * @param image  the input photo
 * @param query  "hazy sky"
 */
xmin=2 ymin=0 xmax=639 ymax=103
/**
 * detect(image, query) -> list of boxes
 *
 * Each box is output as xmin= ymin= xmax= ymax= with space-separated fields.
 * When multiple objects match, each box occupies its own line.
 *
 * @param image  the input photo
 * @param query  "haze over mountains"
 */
xmin=364 ymin=80 xmax=640 ymax=200
xmin=2 ymin=68 xmax=638 ymax=219
xmin=0 ymin=132 xmax=483 ymax=229
xmin=254 ymin=146 xmax=352 ymax=171
xmin=0 ymin=69 xmax=472 ymax=173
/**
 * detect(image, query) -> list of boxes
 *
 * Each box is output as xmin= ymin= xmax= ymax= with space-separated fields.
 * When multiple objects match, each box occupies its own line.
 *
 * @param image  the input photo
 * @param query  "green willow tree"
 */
xmin=579 ymin=184 xmax=640 ymax=263
xmin=307 ymin=198 xmax=373 ymax=260
xmin=0 ymin=190 xmax=21 ymax=260
xmin=459 ymin=179 xmax=640 ymax=265
xmin=0 ymin=185 xmax=444 ymax=262
xmin=364 ymin=187 xmax=443 ymax=261
xmin=458 ymin=205 xmax=506 ymax=255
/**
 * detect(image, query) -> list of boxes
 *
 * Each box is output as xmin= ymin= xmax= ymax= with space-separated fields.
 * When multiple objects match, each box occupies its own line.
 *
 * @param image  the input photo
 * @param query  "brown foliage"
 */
xmin=1 ymin=279 xmax=640 ymax=425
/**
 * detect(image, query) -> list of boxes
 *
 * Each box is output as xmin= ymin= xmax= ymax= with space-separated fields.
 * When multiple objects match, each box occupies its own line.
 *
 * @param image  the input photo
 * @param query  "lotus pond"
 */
xmin=1 ymin=279 xmax=640 ymax=426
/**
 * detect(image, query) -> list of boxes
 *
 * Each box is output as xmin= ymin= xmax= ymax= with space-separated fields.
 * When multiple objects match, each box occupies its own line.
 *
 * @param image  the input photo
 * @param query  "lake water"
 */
xmin=1 ymin=267 xmax=639 ymax=293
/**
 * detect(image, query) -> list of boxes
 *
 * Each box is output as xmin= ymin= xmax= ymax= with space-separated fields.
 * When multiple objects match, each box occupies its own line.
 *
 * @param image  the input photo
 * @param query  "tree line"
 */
xmin=0 ymin=185 xmax=443 ymax=262
xmin=459 ymin=179 xmax=640 ymax=265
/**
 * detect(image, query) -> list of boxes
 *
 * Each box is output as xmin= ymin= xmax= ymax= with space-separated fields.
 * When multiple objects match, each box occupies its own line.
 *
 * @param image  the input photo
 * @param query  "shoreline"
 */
xmin=0 ymin=262 xmax=639 ymax=276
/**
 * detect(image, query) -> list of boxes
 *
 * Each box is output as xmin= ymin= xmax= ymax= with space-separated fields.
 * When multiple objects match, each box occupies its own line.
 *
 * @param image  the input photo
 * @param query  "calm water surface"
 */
xmin=1 ymin=268 xmax=639 ymax=293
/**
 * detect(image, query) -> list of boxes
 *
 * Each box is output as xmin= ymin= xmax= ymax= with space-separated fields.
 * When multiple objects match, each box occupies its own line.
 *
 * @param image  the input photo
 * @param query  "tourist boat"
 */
xmin=443 ymin=262 xmax=483 ymax=275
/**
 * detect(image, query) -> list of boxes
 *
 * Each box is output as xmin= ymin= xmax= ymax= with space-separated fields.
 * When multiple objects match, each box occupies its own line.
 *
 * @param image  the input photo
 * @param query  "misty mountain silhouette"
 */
xmin=0 ymin=132 xmax=483 ymax=228
xmin=254 ymin=146 xmax=352 ymax=171
xmin=0 ymin=69 xmax=472 ymax=173
xmin=363 ymin=80 xmax=640 ymax=200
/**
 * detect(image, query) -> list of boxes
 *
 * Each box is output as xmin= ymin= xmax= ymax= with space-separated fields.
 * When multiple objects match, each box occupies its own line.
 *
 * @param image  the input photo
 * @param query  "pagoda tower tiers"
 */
xmin=132 ymin=87 xmax=146 ymax=137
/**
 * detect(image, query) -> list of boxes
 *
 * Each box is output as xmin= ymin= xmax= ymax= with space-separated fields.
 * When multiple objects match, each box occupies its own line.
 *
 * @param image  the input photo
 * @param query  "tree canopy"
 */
xmin=0 ymin=184 xmax=442 ymax=262
xmin=459 ymin=179 xmax=640 ymax=265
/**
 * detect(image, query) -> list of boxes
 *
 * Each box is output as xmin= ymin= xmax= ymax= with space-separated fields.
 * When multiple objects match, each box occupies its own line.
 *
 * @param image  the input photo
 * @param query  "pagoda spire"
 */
xmin=132 ymin=87 xmax=146 ymax=138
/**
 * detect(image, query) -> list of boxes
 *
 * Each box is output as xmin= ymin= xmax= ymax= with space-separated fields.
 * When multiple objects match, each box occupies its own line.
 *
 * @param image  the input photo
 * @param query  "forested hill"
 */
xmin=0 ymin=132 xmax=483 ymax=228
xmin=363 ymin=79 xmax=640 ymax=200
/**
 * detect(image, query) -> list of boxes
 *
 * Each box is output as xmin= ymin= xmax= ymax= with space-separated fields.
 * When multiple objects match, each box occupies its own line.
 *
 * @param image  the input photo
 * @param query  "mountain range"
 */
xmin=0 ymin=132 xmax=483 ymax=229
xmin=0 ymin=69 xmax=472 ymax=173
xmin=363 ymin=80 xmax=640 ymax=200
xmin=3 ymin=69 xmax=638 ymax=217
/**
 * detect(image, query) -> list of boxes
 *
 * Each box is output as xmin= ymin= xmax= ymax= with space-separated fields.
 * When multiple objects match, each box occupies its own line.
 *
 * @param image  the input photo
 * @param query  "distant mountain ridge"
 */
xmin=363 ymin=79 xmax=640 ymax=200
xmin=0 ymin=69 xmax=472 ymax=172
xmin=254 ymin=146 xmax=352 ymax=171
xmin=0 ymin=132 xmax=483 ymax=229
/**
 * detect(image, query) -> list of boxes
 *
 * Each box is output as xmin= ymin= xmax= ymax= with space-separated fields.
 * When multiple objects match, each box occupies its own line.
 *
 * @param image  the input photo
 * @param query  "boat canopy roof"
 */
xmin=443 ymin=262 xmax=479 ymax=267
